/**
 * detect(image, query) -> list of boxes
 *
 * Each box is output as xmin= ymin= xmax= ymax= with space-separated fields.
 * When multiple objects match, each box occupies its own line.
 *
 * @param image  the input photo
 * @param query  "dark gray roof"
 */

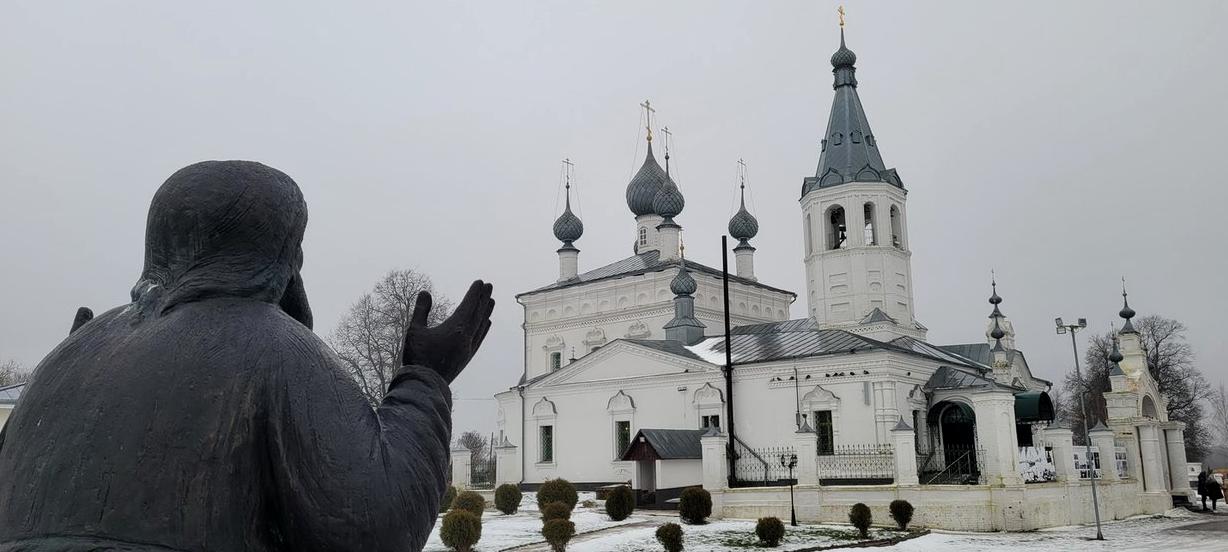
xmin=633 ymin=429 xmax=707 ymax=460
xmin=860 ymin=307 xmax=897 ymax=325
xmin=519 ymin=250 xmax=796 ymax=298
xmin=0 ymin=383 xmax=25 ymax=405
xmin=802 ymin=30 xmax=903 ymax=197
xmin=935 ymin=342 xmax=1053 ymax=387
xmin=923 ymin=365 xmax=995 ymax=391
xmin=623 ymin=339 xmax=707 ymax=363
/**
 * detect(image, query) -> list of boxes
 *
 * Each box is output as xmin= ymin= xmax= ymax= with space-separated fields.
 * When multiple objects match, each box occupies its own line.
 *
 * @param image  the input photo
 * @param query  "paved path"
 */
xmin=501 ymin=519 xmax=662 ymax=552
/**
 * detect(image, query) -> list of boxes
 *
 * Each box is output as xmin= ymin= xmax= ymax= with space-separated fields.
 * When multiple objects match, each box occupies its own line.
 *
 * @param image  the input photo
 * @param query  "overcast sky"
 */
xmin=2 ymin=1 xmax=1226 ymax=437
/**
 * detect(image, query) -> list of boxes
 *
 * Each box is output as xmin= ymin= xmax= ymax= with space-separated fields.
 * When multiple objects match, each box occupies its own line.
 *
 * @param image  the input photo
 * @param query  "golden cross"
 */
xmin=838 ymin=5 xmax=845 ymax=28
xmin=641 ymin=99 xmax=656 ymax=142
xmin=562 ymin=158 xmax=574 ymax=189
xmin=737 ymin=158 xmax=747 ymax=189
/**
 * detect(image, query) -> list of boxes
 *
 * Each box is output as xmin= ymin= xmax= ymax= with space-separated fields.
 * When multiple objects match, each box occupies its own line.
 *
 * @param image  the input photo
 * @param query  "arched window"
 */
xmin=638 ymin=227 xmax=648 ymax=247
xmin=863 ymin=202 xmax=877 ymax=245
xmin=1141 ymin=395 xmax=1158 ymax=418
xmin=825 ymin=205 xmax=847 ymax=250
xmin=804 ymin=213 xmax=814 ymax=255
xmin=889 ymin=205 xmax=903 ymax=249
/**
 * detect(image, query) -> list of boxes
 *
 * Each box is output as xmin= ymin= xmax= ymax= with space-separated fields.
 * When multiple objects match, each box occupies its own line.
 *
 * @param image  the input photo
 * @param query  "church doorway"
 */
xmin=922 ymin=401 xmax=981 ymax=484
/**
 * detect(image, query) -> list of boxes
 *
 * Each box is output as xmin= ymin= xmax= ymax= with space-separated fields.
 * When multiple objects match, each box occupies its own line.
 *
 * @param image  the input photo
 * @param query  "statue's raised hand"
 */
xmin=402 ymin=280 xmax=494 ymax=384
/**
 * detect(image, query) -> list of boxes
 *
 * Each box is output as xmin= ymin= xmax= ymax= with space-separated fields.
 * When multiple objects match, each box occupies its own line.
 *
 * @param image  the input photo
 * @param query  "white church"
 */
xmin=482 ymin=27 xmax=1191 ymax=531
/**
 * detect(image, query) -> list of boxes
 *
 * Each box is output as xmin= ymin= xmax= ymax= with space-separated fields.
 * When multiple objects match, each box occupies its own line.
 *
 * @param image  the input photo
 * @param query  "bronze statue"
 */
xmin=0 ymin=161 xmax=494 ymax=551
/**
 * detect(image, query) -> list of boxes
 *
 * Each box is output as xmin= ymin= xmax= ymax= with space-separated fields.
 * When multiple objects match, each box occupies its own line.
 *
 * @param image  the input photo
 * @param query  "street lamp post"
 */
xmin=1056 ymin=316 xmax=1104 ymax=541
xmin=780 ymin=453 xmax=798 ymax=526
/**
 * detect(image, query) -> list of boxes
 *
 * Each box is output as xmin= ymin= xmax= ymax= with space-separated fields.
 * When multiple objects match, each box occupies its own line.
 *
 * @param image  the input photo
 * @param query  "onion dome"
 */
xmin=988 ymin=278 xmax=1003 ymax=318
xmin=652 ymin=176 xmax=685 ymax=221
xmin=552 ymin=185 xmax=583 ymax=245
xmin=626 ymin=143 xmax=669 ymax=216
xmin=728 ymin=183 xmax=759 ymax=244
xmin=830 ymin=30 xmax=857 ymax=69
xmin=670 ymin=261 xmax=697 ymax=296
xmin=1119 ymin=282 xmax=1137 ymax=334
xmin=1108 ymin=337 xmax=1124 ymax=364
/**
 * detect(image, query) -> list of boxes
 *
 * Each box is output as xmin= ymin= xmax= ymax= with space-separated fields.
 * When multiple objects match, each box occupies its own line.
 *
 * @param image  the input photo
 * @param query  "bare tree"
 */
xmin=1061 ymin=315 xmax=1212 ymax=457
xmin=330 ymin=269 xmax=453 ymax=407
xmin=457 ymin=430 xmax=489 ymax=463
xmin=1212 ymin=383 xmax=1228 ymax=449
xmin=0 ymin=359 xmax=31 ymax=387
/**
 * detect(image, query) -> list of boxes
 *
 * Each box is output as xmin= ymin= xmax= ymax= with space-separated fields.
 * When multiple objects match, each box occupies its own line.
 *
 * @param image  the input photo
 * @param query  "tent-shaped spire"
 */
xmin=802 ymin=27 xmax=903 ymax=197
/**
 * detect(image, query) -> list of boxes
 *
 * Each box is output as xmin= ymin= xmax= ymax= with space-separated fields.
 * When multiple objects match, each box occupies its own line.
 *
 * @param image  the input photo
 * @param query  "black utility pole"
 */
xmin=722 ymin=235 xmax=736 ymax=487
xmin=1056 ymin=317 xmax=1104 ymax=541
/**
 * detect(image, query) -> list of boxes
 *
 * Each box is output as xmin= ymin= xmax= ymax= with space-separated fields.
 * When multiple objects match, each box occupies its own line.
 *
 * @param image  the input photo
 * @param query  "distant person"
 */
xmin=1199 ymin=470 xmax=1209 ymax=511
xmin=1208 ymin=472 xmax=1224 ymax=512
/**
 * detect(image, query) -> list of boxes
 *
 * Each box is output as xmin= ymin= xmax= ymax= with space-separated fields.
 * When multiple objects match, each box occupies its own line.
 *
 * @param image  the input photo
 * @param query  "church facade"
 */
xmin=485 ymin=28 xmax=1189 ymax=531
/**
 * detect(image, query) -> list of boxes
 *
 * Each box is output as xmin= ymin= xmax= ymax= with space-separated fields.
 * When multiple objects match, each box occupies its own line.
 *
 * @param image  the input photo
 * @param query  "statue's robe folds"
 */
xmin=0 ymin=161 xmax=452 ymax=552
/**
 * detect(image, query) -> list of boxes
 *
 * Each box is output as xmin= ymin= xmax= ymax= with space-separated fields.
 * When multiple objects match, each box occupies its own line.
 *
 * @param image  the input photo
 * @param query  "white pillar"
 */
xmin=734 ymin=244 xmax=756 ymax=281
xmin=972 ymin=391 xmax=1022 ymax=486
xmin=891 ymin=420 xmax=919 ymax=486
xmin=700 ymin=431 xmax=729 ymax=491
xmin=1046 ymin=426 xmax=1076 ymax=482
xmin=451 ymin=448 xmax=472 ymax=490
xmin=793 ymin=428 xmax=818 ymax=486
xmin=658 ymin=224 xmax=680 ymax=261
xmin=1163 ymin=422 xmax=1190 ymax=494
xmin=1138 ymin=423 xmax=1166 ymax=492
xmin=495 ymin=440 xmax=521 ymax=486
xmin=557 ymin=247 xmax=579 ymax=282
xmin=1089 ymin=425 xmax=1119 ymax=482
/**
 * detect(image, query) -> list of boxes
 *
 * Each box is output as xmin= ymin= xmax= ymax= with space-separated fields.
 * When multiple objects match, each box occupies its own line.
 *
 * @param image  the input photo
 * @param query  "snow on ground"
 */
xmin=422 ymin=492 xmax=642 ymax=552
xmin=568 ymin=519 xmax=896 ymax=552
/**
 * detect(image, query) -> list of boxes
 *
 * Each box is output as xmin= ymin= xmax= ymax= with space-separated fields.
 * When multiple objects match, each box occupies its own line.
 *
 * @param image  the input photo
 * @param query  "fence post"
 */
xmin=972 ymin=391 xmax=1022 ymax=485
xmin=700 ymin=429 xmax=729 ymax=491
xmin=1089 ymin=424 xmax=1119 ymax=482
xmin=1045 ymin=425 xmax=1076 ymax=482
xmin=451 ymin=447 xmax=472 ymax=490
xmin=494 ymin=437 xmax=520 ymax=487
xmin=794 ymin=425 xmax=818 ymax=486
xmin=891 ymin=419 xmax=919 ymax=486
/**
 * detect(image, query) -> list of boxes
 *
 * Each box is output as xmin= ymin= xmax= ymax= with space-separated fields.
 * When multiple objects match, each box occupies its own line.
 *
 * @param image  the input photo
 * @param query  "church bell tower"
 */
xmin=800 ymin=23 xmax=918 ymax=333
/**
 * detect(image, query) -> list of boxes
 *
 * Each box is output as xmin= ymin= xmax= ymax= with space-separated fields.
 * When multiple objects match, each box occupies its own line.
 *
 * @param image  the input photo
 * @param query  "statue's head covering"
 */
xmin=132 ymin=160 xmax=312 ymax=327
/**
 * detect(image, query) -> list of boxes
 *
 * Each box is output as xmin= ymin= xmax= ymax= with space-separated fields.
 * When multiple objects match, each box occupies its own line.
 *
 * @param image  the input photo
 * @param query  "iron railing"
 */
xmin=1018 ymin=446 xmax=1058 ymax=483
xmin=816 ymin=444 xmax=895 ymax=485
xmin=917 ymin=445 xmax=984 ymax=485
xmin=1073 ymin=446 xmax=1102 ymax=480
xmin=732 ymin=440 xmax=797 ymax=487
xmin=470 ymin=454 xmax=496 ymax=490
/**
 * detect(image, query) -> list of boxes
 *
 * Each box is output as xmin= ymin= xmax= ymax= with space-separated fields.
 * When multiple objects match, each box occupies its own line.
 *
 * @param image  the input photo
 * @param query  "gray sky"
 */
xmin=3 ymin=1 xmax=1226 ymax=438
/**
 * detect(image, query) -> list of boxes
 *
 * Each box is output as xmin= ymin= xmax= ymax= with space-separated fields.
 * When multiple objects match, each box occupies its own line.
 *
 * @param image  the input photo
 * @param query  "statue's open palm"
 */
xmin=402 ymin=280 xmax=494 ymax=383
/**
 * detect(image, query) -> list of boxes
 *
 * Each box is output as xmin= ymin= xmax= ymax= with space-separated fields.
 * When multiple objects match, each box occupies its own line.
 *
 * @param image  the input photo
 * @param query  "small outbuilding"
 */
xmin=620 ymin=428 xmax=706 ymax=508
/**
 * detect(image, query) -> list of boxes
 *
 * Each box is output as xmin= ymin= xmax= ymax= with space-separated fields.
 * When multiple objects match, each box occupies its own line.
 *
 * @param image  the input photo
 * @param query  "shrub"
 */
xmin=440 ymin=485 xmax=458 ymax=514
xmin=849 ymin=503 xmax=872 ymax=538
xmin=542 ymin=519 xmax=576 ymax=552
xmin=537 ymin=479 xmax=579 ymax=511
xmin=655 ymin=522 xmax=684 ymax=552
xmin=889 ymin=499 xmax=914 ymax=530
xmin=678 ymin=487 xmax=712 ymax=524
xmin=453 ymin=491 xmax=485 ymax=517
xmin=439 ymin=510 xmax=482 ymax=552
xmin=756 ymin=516 xmax=786 ymax=547
xmin=495 ymin=484 xmax=522 ymax=515
xmin=541 ymin=501 xmax=572 ymax=522
xmin=605 ymin=485 xmax=635 ymax=521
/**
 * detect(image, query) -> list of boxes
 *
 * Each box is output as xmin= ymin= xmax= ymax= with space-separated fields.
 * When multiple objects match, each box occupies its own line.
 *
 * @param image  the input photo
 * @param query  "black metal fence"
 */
xmin=917 ymin=446 xmax=984 ymax=485
xmin=470 ymin=455 xmax=495 ymax=490
xmin=815 ymin=444 xmax=895 ymax=485
xmin=731 ymin=440 xmax=797 ymax=487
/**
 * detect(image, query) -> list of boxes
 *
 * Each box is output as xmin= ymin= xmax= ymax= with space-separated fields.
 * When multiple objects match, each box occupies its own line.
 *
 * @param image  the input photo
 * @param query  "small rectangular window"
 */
xmin=549 ymin=352 xmax=562 ymax=372
xmin=540 ymin=425 xmax=554 ymax=463
xmin=614 ymin=421 xmax=631 ymax=459
xmin=701 ymin=415 xmax=720 ymax=429
xmin=814 ymin=410 xmax=834 ymax=455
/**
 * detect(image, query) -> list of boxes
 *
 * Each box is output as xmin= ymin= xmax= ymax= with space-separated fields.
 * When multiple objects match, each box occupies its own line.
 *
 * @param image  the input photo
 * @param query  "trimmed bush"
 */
xmin=495 ymin=484 xmax=522 ymax=515
xmin=440 ymin=485 xmax=458 ymax=514
xmin=889 ymin=499 xmax=914 ymax=530
xmin=849 ymin=503 xmax=872 ymax=538
xmin=655 ymin=522 xmax=684 ymax=552
xmin=541 ymin=501 xmax=571 ymax=522
xmin=605 ymin=485 xmax=635 ymax=521
xmin=678 ymin=487 xmax=712 ymax=525
xmin=756 ymin=516 xmax=786 ymax=547
xmin=542 ymin=519 xmax=576 ymax=552
xmin=453 ymin=491 xmax=485 ymax=517
xmin=537 ymin=478 xmax=579 ymax=511
xmin=439 ymin=510 xmax=482 ymax=552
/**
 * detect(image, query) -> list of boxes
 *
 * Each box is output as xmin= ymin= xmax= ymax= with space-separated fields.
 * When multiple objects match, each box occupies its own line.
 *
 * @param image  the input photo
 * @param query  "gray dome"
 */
xmin=670 ymin=262 xmax=697 ymax=296
xmin=728 ymin=193 xmax=758 ymax=241
xmin=652 ymin=177 xmax=685 ymax=219
xmin=831 ymin=32 xmax=857 ymax=68
xmin=1108 ymin=339 xmax=1124 ymax=363
xmin=553 ymin=204 xmax=583 ymax=244
xmin=626 ymin=143 xmax=668 ymax=216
